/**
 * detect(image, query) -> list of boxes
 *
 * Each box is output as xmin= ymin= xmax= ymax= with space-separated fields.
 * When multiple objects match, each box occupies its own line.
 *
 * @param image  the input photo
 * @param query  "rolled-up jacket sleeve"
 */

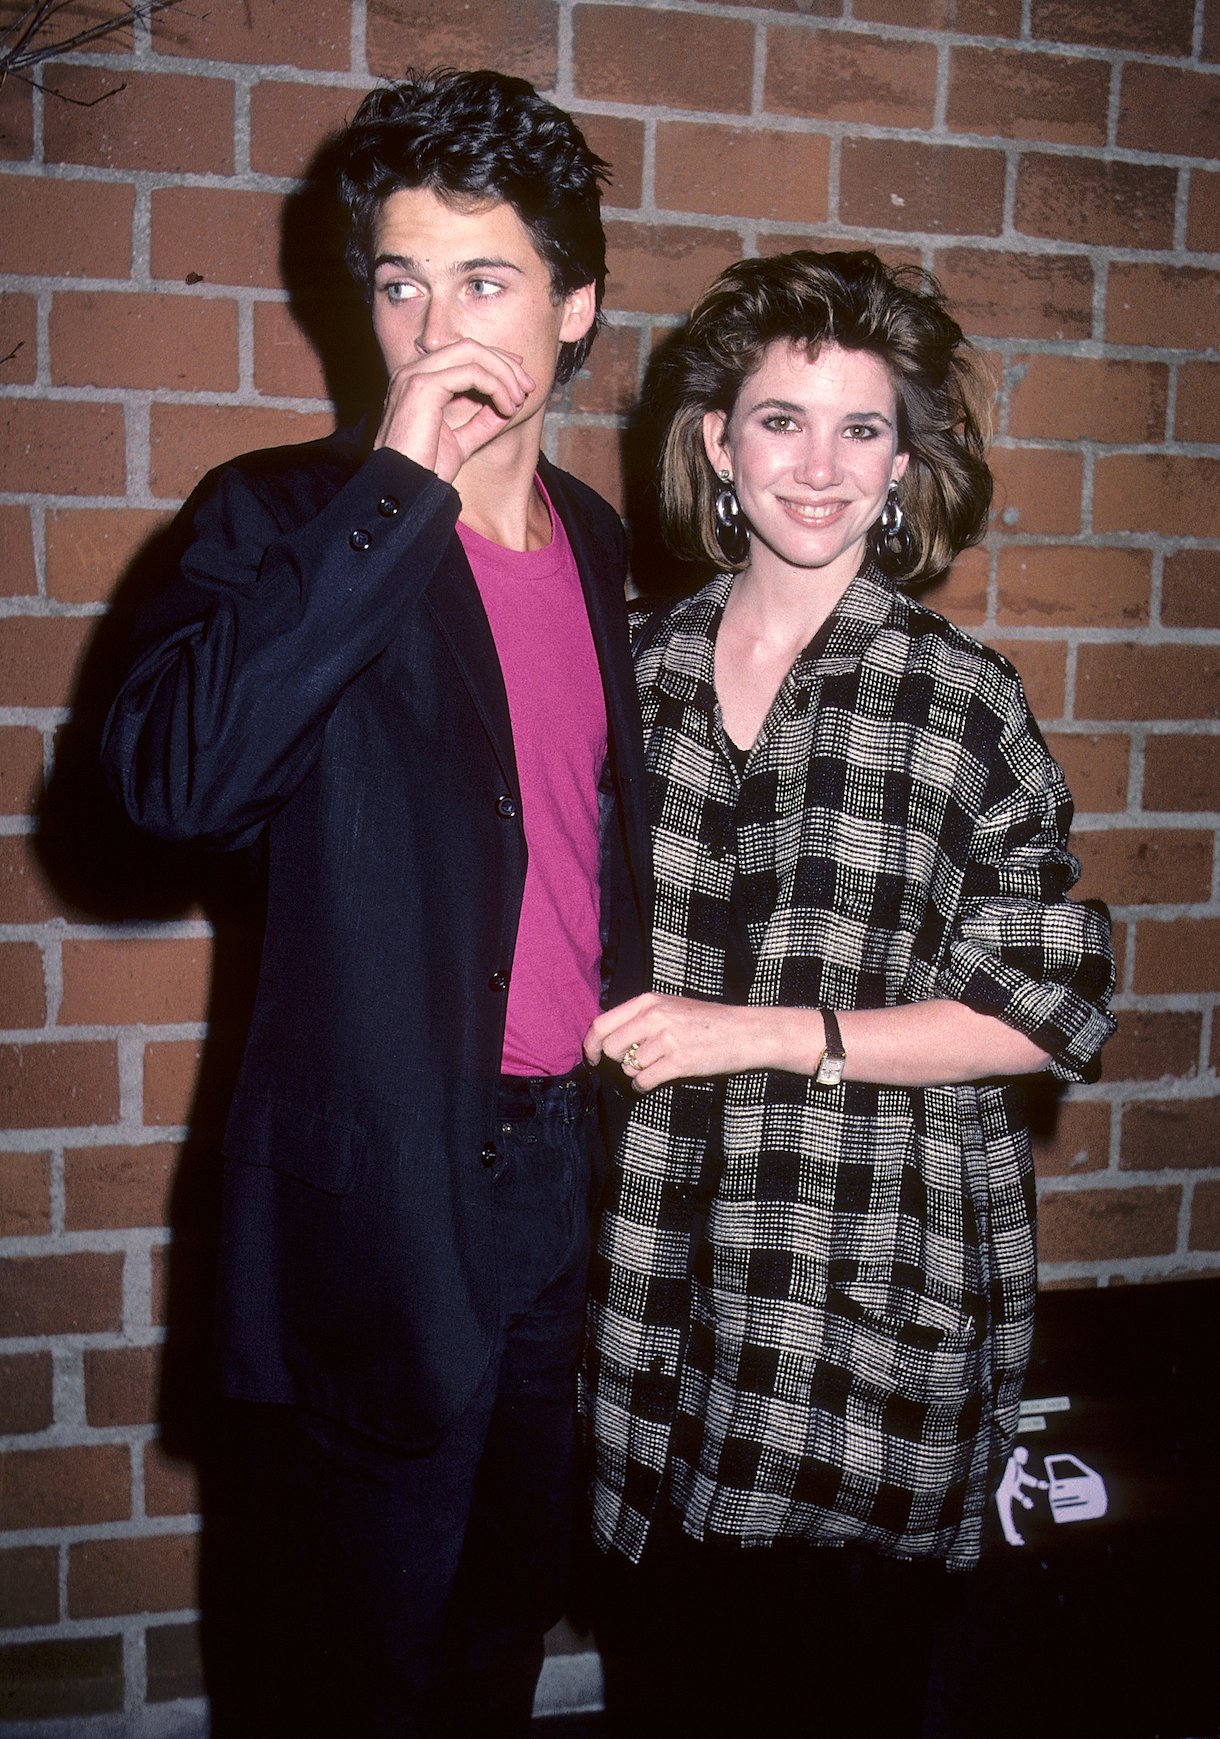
xmin=935 ymin=686 xmax=1116 ymax=1083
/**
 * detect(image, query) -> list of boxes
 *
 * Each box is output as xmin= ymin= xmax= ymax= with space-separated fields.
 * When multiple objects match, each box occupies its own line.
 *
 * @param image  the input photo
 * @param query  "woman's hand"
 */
xmin=583 ymin=993 xmax=769 ymax=1092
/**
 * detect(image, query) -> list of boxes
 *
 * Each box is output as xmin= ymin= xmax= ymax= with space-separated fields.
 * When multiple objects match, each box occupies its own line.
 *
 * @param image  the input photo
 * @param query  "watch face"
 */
xmin=816 ymin=1051 xmax=845 ymax=1088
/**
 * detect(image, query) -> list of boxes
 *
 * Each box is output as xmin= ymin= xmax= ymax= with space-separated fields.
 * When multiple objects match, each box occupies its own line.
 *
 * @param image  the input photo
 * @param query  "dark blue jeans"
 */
xmin=218 ymin=1070 xmax=595 ymax=1738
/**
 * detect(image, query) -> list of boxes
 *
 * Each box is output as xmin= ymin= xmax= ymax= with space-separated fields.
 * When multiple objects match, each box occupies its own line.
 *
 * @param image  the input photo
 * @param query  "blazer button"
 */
xmin=495 ymin=794 xmax=517 ymax=819
xmin=349 ymin=528 xmax=372 ymax=551
xmin=377 ymin=495 xmax=400 ymax=518
xmin=480 ymin=1142 xmax=497 ymax=1168
xmin=488 ymin=970 xmax=509 ymax=992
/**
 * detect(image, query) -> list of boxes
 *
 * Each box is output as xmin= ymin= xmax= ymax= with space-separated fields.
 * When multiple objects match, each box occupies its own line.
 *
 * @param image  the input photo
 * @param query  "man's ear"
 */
xmin=702 ymin=409 xmax=730 ymax=474
xmin=560 ymin=282 xmax=597 ymax=344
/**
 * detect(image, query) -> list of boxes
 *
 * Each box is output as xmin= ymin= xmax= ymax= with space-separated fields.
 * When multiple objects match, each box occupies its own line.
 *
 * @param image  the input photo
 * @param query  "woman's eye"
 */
xmin=845 ymin=422 xmax=879 ymax=440
xmin=762 ymin=414 xmax=797 ymax=433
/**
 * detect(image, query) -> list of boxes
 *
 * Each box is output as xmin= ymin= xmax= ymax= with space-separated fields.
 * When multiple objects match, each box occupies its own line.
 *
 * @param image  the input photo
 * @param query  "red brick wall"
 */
xmin=1 ymin=0 xmax=1217 ymax=1724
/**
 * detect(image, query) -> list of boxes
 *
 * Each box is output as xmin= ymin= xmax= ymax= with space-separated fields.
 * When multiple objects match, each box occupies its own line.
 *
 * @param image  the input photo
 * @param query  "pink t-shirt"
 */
xmin=458 ymin=487 xmax=607 ymax=1075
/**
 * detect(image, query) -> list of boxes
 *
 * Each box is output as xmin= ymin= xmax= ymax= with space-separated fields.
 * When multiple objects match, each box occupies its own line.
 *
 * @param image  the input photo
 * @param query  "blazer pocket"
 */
xmin=223 ymin=1090 xmax=366 ymax=1196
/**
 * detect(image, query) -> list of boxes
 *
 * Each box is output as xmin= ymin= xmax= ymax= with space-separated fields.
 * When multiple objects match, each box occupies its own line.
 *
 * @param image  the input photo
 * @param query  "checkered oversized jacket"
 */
xmin=583 ymin=563 xmax=1116 ymax=1571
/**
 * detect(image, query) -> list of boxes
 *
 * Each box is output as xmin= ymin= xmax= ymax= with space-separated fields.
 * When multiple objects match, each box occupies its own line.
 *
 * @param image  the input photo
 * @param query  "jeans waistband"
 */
xmin=494 ymin=1062 xmax=596 ymax=1123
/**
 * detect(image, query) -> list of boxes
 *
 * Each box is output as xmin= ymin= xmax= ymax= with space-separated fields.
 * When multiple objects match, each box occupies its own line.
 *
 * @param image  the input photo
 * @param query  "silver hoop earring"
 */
xmin=872 ymin=481 xmax=913 ymax=570
xmin=713 ymin=471 xmax=750 ymax=566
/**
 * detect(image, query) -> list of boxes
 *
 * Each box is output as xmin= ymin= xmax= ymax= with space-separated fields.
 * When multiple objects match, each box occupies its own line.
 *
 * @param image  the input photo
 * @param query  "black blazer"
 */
xmin=102 ymin=427 xmax=651 ymax=1447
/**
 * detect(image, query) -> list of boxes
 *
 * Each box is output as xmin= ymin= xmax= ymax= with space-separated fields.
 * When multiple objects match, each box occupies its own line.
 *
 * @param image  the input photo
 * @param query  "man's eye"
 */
xmin=468 ymin=278 xmax=503 ymax=297
xmin=379 ymin=281 xmax=420 ymax=302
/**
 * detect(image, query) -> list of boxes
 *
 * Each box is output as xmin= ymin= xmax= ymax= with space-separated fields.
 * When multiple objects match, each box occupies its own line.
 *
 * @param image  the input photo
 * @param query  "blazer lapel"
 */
xmin=423 ymin=544 xmax=519 ymax=793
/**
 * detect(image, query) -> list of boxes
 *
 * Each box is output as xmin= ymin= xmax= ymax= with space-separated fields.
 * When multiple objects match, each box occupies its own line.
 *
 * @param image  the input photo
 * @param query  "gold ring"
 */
xmin=623 ymin=1041 xmax=640 ymax=1071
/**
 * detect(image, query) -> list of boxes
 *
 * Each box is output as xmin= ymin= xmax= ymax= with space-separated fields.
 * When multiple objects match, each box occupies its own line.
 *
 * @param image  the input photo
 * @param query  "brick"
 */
xmin=0 ymin=1636 xmax=123 ymax=1721
xmin=60 ymin=935 xmax=212 ymax=1027
xmin=1162 ymin=549 xmax=1220 ymax=629
xmin=1030 ymin=1098 xmax=1110 ymax=1178
xmin=1118 ymin=63 xmax=1220 ymax=159
xmin=0 ymin=290 xmax=37 ymax=383
xmin=0 ymin=400 xmax=125 ymax=497
xmin=0 ymin=835 xmax=62 ymax=923
xmin=3 ymin=619 xmax=95 ymax=719
xmin=924 ymin=545 xmax=988 ymax=629
xmin=554 ymin=425 xmax=624 ymax=519
xmin=0 ymin=1546 xmax=58 ymax=1628
xmin=1038 ymin=1186 xmax=1180 ymax=1264
xmin=1072 ymin=827 xmax=1212 ymax=907
xmin=154 ymin=0 xmax=351 ymax=68
xmin=149 ymin=404 xmax=334 ymax=502
xmin=253 ymin=300 xmax=329 ymax=401
xmin=856 ymin=0 xmax=1021 ymax=23
xmin=0 ymin=71 xmax=34 ymax=159
xmin=145 ymin=1439 xmax=202 ymax=1517
xmin=368 ymin=0 xmax=559 ymax=90
xmin=765 ymin=29 xmax=937 ymax=128
xmin=43 ymin=68 xmax=233 ymax=174
xmin=990 ymin=448 xmax=1082 ymax=536
xmin=1102 ymin=1011 xmax=1202 ymax=1084
xmin=0 ymin=726 xmax=44 ymax=817
xmin=563 ymin=324 xmax=642 ymax=418
xmin=45 ymin=507 xmax=171 ymax=606
xmin=51 ymin=291 xmax=238 ymax=392
xmin=0 ymin=175 xmax=133 ymax=277
xmin=66 ymin=1143 xmax=178 ymax=1233
xmin=1043 ymin=731 xmax=1129 ymax=814
xmin=985 ymin=639 xmax=1066 ymax=722
xmin=1176 ymin=362 xmax=1220 ymax=445
xmin=933 ymin=248 xmax=1093 ymax=342
xmin=1143 ymin=735 xmax=1220 ymax=815
xmin=655 ymin=123 xmax=830 ymax=224
xmin=576 ymin=114 xmax=646 ymax=211
xmin=151 ymin=187 xmax=288 ymax=291
xmin=143 ymin=1038 xmax=204 ymax=1127
xmin=249 ymin=80 xmax=361 ymax=178
xmin=82 ymin=1345 xmax=159 ymax=1430
xmin=0 ymin=615 xmax=95 ymax=710
xmin=1187 ymin=170 xmax=1220 ymax=254
xmin=0 ymin=1350 xmax=53 ymax=1435
xmin=1133 ymin=918 xmax=1220 ymax=995
xmin=1030 ymin=0 xmax=1194 ymax=55
xmin=1189 ymin=1181 xmax=1220 ymax=1253
xmin=0 ymin=1444 xmax=130 ymax=1530
xmin=0 ymin=1041 xmax=120 ymax=1128
xmin=1007 ymin=356 xmax=1167 ymax=445
xmin=0 ymin=504 xmax=36 ymax=597
xmin=0 ymin=1151 xmax=51 ymax=1236
xmin=69 ymin=1531 xmax=198 ymax=1619
xmin=1094 ymin=455 xmax=1220 ymax=540
xmin=1107 ymin=263 xmax=1220 ymax=350
xmin=1078 ymin=645 xmax=1220 ymax=723
xmin=603 ymin=220 xmax=742 ymax=320
xmin=840 ymin=139 xmax=1006 ymax=236
xmin=996 ymin=546 xmax=1149 ymax=629
xmin=0 ymin=1250 xmax=125 ymax=1336
xmin=1121 ymin=1098 xmax=1220 ymax=1172
xmin=0 ymin=940 xmax=45 ymax=1027
xmin=1206 ymin=2 xmax=1220 ymax=62
xmin=573 ymin=6 xmax=753 ymax=113
xmin=947 ymin=47 xmax=1109 ymax=146
xmin=147 ymin=1620 xmax=204 ymax=1704
xmin=1015 ymin=156 xmax=1176 ymax=250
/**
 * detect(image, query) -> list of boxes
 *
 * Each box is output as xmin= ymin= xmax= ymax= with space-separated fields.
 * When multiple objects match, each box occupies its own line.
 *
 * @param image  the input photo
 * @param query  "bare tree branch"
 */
xmin=0 ymin=0 xmax=189 ymax=95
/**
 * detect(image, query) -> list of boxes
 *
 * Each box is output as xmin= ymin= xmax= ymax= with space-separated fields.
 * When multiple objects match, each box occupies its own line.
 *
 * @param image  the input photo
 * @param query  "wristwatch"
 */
xmin=815 ymin=1008 xmax=846 ymax=1088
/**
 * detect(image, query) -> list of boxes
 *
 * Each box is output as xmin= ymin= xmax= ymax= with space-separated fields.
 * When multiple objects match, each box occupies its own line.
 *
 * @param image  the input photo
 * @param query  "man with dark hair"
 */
xmin=102 ymin=68 xmax=649 ymax=1737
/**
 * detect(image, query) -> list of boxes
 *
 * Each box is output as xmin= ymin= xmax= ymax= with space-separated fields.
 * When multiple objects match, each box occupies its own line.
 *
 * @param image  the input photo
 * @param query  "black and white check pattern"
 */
xmin=584 ymin=565 xmax=1115 ymax=1570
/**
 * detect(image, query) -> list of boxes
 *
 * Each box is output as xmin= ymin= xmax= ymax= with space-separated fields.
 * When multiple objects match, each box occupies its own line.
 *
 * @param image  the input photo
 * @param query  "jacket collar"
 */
xmin=653 ymin=559 xmax=906 ymax=710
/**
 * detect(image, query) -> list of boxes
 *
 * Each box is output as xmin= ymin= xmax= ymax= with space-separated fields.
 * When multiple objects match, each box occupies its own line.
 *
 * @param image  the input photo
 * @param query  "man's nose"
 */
xmin=415 ymin=297 xmax=459 ymax=355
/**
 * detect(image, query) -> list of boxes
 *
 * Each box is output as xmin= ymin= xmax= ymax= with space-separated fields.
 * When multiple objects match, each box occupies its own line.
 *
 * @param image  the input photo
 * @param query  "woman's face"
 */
xmin=703 ymin=339 xmax=908 ymax=588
